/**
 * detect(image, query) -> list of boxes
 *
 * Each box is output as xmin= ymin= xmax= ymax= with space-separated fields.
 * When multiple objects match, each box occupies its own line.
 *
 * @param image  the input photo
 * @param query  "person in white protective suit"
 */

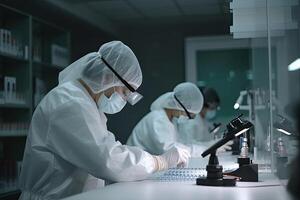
xmin=127 ymin=82 xmax=232 ymax=157
xmin=18 ymin=41 xmax=190 ymax=200
xmin=175 ymin=87 xmax=224 ymax=144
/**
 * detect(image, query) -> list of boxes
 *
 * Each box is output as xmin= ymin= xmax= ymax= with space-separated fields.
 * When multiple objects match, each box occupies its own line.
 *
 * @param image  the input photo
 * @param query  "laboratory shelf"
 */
xmin=0 ymin=189 xmax=20 ymax=199
xmin=0 ymin=3 xmax=70 ymax=198
xmin=0 ymin=130 xmax=28 ymax=137
xmin=33 ymin=61 xmax=64 ymax=70
xmin=0 ymin=103 xmax=30 ymax=109
xmin=0 ymin=52 xmax=29 ymax=63
xmin=0 ymin=185 xmax=20 ymax=199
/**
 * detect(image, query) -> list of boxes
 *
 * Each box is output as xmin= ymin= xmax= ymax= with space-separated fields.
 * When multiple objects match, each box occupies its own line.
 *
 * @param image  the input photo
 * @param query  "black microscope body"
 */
xmin=196 ymin=115 xmax=258 ymax=186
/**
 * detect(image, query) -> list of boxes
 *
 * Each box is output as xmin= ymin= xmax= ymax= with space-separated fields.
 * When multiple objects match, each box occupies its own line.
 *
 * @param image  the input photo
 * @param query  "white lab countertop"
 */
xmin=63 ymin=152 xmax=292 ymax=200
xmin=64 ymin=178 xmax=292 ymax=200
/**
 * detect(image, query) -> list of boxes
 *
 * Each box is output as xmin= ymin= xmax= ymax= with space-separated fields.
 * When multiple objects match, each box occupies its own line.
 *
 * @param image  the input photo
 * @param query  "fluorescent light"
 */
xmin=235 ymin=128 xmax=250 ymax=137
xmin=288 ymin=58 xmax=300 ymax=71
xmin=234 ymin=103 xmax=240 ymax=110
xmin=233 ymin=91 xmax=246 ymax=110
xmin=276 ymin=128 xmax=292 ymax=136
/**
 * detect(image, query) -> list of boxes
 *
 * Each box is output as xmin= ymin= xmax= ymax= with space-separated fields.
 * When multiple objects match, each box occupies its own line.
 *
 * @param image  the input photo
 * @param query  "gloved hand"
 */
xmin=153 ymin=146 xmax=191 ymax=171
xmin=216 ymin=140 xmax=234 ymax=153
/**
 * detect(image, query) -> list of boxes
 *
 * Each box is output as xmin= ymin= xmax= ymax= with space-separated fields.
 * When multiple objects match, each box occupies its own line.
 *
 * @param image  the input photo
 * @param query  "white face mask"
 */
xmin=97 ymin=92 xmax=127 ymax=114
xmin=172 ymin=115 xmax=190 ymax=125
xmin=205 ymin=110 xmax=217 ymax=120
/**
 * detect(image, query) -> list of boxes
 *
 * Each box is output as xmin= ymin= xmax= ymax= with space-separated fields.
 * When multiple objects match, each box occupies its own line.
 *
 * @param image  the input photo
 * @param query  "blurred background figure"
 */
xmin=175 ymin=87 xmax=221 ymax=144
xmin=127 ymin=82 xmax=232 ymax=157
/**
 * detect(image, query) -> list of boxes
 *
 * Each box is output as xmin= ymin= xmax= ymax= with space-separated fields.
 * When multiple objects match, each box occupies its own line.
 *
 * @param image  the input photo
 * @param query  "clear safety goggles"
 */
xmin=101 ymin=57 xmax=143 ymax=105
xmin=124 ymin=90 xmax=143 ymax=106
xmin=174 ymin=95 xmax=192 ymax=119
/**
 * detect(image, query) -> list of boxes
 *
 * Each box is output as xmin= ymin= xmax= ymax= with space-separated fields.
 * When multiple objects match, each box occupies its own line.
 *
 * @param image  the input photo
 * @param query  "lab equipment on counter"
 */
xmin=150 ymin=167 xmax=237 ymax=182
xmin=233 ymin=89 xmax=266 ymax=114
xmin=273 ymin=114 xmax=298 ymax=179
xmin=196 ymin=114 xmax=254 ymax=186
xmin=233 ymin=89 xmax=266 ymax=154
xmin=150 ymin=168 xmax=206 ymax=182
xmin=224 ymin=136 xmax=259 ymax=182
xmin=234 ymin=91 xmax=247 ymax=110
xmin=275 ymin=137 xmax=288 ymax=179
xmin=274 ymin=114 xmax=297 ymax=137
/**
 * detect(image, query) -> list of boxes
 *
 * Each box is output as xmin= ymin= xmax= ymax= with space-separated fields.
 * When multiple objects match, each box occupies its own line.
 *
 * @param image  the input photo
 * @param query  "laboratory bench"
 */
xmin=64 ymin=153 xmax=293 ymax=200
xmin=63 ymin=175 xmax=291 ymax=200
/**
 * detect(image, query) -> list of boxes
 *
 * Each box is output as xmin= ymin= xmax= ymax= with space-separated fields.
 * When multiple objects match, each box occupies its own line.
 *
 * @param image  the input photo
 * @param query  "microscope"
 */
xmin=273 ymin=114 xmax=298 ymax=179
xmin=196 ymin=115 xmax=257 ymax=186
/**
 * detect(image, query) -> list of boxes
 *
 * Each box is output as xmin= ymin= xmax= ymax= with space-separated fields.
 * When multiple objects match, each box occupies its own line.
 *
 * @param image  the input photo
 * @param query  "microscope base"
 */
xmin=196 ymin=176 xmax=236 ymax=186
xmin=276 ymin=156 xmax=288 ymax=179
xmin=224 ymin=164 xmax=258 ymax=182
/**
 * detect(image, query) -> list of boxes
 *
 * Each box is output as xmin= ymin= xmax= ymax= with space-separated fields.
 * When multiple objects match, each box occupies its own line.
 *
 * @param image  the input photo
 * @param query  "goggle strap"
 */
xmin=101 ymin=57 xmax=135 ymax=92
xmin=174 ymin=95 xmax=192 ymax=119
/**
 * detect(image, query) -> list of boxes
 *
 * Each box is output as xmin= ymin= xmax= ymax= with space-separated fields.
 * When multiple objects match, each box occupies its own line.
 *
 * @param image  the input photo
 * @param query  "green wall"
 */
xmin=196 ymin=49 xmax=251 ymax=123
